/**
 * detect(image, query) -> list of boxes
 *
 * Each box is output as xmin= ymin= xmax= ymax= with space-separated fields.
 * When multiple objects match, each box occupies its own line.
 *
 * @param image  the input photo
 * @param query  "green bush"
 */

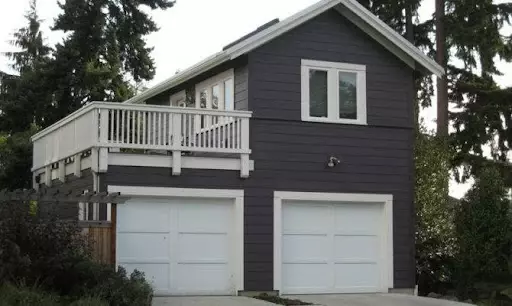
xmin=66 ymin=262 xmax=153 ymax=306
xmin=0 ymin=283 xmax=60 ymax=306
xmin=68 ymin=297 xmax=109 ymax=306
xmin=454 ymin=167 xmax=512 ymax=299
xmin=0 ymin=199 xmax=153 ymax=306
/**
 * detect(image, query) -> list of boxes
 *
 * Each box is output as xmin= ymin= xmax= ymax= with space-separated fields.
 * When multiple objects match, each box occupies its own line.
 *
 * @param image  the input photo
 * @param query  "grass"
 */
xmin=254 ymin=294 xmax=313 ymax=305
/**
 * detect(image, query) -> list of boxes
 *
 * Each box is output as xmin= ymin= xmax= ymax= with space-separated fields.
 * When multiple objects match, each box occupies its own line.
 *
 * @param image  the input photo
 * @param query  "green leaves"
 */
xmin=454 ymin=167 xmax=512 ymax=298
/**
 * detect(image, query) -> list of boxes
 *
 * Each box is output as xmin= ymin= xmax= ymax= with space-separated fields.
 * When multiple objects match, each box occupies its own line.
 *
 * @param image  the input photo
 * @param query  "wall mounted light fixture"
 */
xmin=327 ymin=156 xmax=341 ymax=168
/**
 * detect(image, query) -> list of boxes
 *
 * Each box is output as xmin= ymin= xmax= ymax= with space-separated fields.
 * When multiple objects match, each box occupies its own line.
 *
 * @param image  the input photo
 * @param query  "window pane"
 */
xmin=309 ymin=70 xmax=328 ymax=118
xmin=199 ymin=90 xmax=207 ymax=108
xmin=212 ymin=85 xmax=220 ymax=110
xmin=339 ymin=72 xmax=357 ymax=120
xmin=224 ymin=78 xmax=234 ymax=110
xmin=200 ymin=89 xmax=207 ymax=128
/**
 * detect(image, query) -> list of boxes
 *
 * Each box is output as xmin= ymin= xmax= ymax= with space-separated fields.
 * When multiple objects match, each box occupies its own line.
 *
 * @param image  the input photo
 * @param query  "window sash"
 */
xmin=301 ymin=60 xmax=366 ymax=125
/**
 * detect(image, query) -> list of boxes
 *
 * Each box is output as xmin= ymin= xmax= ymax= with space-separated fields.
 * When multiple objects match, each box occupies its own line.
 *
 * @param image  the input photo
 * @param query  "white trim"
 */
xmin=301 ymin=59 xmax=367 ymax=125
xmin=341 ymin=0 xmax=444 ymax=77
xmin=169 ymin=90 xmax=186 ymax=107
xmin=109 ymin=186 xmax=245 ymax=293
xmin=108 ymin=153 xmax=255 ymax=173
xmin=121 ymin=0 xmax=443 ymax=106
xmin=273 ymin=191 xmax=394 ymax=294
xmin=109 ymin=185 xmax=244 ymax=199
xmin=302 ymin=60 xmax=366 ymax=71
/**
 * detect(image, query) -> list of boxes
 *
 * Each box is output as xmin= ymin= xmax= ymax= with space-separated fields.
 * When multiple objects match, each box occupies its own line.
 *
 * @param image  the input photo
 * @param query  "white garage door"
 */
xmin=280 ymin=201 xmax=386 ymax=294
xmin=117 ymin=197 xmax=236 ymax=296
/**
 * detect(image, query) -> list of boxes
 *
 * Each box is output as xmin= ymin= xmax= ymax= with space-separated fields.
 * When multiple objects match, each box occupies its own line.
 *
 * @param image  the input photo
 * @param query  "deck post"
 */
xmin=172 ymin=113 xmax=182 ymax=176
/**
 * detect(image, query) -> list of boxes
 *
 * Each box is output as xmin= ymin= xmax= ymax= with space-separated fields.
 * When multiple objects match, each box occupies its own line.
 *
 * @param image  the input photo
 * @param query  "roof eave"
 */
xmin=124 ymin=52 xmax=231 ymax=104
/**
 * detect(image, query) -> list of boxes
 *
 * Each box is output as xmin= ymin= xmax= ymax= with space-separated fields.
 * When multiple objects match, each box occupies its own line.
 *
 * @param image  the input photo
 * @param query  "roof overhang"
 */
xmin=125 ymin=0 xmax=444 ymax=105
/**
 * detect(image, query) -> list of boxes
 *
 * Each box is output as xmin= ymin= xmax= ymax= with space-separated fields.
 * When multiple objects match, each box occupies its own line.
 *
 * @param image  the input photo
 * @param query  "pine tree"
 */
xmin=446 ymin=0 xmax=512 ymax=185
xmin=0 ymin=0 xmax=52 ymax=133
xmin=455 ymin=166 xmax=512 ymax=298
xmin=0 ymin=0 xmax=51 ymax=190
xmin=47 ymin=0 xmax=174 ymax=124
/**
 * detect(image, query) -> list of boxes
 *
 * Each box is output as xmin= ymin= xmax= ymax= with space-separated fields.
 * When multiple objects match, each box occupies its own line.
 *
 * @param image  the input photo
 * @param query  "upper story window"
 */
xmin=301 ymin=59 xmax=367 ymax=125
xmin=169 ymin=69 xmax=235 ymax=111
xmin=195 ymin=69 xmax=234 ymax=111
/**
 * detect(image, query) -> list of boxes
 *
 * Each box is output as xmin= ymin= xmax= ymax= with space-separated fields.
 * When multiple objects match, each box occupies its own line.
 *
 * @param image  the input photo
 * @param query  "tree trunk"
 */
xmin=436 ymin=0 xmax=448 ymax=137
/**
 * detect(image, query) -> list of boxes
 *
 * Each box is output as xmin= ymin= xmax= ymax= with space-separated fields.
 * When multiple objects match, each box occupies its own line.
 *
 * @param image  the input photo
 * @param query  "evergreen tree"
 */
xmin=47 ymin=0 xmax=174 ymax=124
xmin=454 ymin=166 xmax=512 ymax=298
xmin=0 ymin=1 xmax=52 ymax=190
xmin=446 ymin=0 xmax=512 ymax=185
xmin=0 ymin=0 xmax=52 ymax=133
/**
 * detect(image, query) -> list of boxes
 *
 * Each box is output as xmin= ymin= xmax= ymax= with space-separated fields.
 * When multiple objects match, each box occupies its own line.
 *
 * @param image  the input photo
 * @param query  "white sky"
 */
xmin=1 ymin=0 xmax=511 ymax=198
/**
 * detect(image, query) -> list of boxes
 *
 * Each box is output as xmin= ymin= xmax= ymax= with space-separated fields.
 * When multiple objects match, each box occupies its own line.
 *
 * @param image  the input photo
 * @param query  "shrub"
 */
xmin=454 ymin=167 xmax=512 ymax=299
xmin=0 ymin=283 xmax=60 ymax=306
xmin=0 ymin=199 xmax=90 ymax=288
xmin=66 ymin=261 xmax=153 ymax=306
xmin=0 ymin=199 xmax=153 ymax=306
xmin=68 ymin=297 xmax=109 ymax=306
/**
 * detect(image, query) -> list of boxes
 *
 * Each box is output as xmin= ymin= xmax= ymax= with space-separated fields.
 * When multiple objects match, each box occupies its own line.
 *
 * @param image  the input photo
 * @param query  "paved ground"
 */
xmin=152 ymin=296 xmax=276 ymax=306
xmin=286 ymin=294 xmax=474 ymax=306
xmin=153 ymin=294 xmax=475 ymax=306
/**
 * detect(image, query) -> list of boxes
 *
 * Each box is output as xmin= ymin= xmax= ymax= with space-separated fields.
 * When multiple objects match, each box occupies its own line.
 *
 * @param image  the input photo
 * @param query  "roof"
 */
xmin=125 ymin=0 xmax=445 ymax=105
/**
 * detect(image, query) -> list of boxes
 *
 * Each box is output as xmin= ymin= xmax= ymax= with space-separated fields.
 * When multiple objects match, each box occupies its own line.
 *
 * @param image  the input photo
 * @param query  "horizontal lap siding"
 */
xmin=106 ymin=9 xmax=415 ymax=292
xmin=246 ymin=9 xmax=415 ymax=290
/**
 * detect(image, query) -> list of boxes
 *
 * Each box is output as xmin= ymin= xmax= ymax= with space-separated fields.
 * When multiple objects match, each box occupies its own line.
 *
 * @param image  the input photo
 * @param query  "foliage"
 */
xmin=0 ymin=127 xmax=38 ymax=190
xmin=0 ymin=283 xmax=111 ymax=306
xmin=415 ymin=126 xmax=457 ymax=294
xmin=47 ymin=0 xmax=175 ymax=124
xmin=444 ymin=0 xmax=512 ymax=184
xmin=454 ymin=167 xmax=512 ymax=299
xmin=0 ymin=0 xmax=52 ymax=133
xmin=0 ymin=283 xmax=61 ymax=306
xmin=0 ymin=199 xmax=153 ymax=306
xmin=254 ymin=294 xmax=312 ymax=305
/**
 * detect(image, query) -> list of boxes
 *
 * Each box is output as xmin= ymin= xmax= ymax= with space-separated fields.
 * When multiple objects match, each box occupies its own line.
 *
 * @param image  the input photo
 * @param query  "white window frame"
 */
xmin=301 ymin=59 xmax=367 ymax=125
xmin=195 ymin=69 xmax=235 ymax=111
xmin=170 ymin=90 xmax=187 ymax=107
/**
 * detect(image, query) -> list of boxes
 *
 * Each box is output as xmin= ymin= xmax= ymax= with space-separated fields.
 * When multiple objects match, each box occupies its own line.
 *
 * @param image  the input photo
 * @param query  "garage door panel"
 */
xmin=175 ymin=264 xmax=231 ymax=294
xmin=281 ymin=200 xmax=386 ymax=294
xmin=177 ymin=233 xmax=229 ymax=262
xmin=118 ymin=233 xmax=170 ymax=261
xmin=283 ymin=203 xmax=331 ymax=233
xmin=117 ymin=196 xmax=236 ymax=296
xmin=333 ymin=203 xmax=380 ymax=235
xmin=334 ymin=235 xmax=379 ymax=262
xmin=334 ymin=263 xmax=379 ymax=290
xmin=122 ymin=263 xmax=170 ymax=293
xmin=118 ymin=201 xmax=170 ymax=233
xmin=283 ymin=263 xmax=331 ymax=291
xmin=283 ymin=234 xmax=330 ymax=262
xmin=178 ymin=202 xmax=231 ymax=233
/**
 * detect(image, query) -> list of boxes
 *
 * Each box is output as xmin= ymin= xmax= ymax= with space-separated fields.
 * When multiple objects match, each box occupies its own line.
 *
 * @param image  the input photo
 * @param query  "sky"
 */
xmin=1 ymin=0 xmax=511 ymax=198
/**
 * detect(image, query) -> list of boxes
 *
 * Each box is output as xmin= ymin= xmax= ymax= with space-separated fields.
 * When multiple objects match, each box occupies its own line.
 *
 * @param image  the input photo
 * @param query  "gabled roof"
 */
xmin=125 ymin=0 xmax=444 ymax=104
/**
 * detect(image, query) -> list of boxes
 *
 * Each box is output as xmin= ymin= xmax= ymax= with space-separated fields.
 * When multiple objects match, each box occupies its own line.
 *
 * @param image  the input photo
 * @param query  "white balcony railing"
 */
xmin=32 ymin=102 xmax=252 ymax=180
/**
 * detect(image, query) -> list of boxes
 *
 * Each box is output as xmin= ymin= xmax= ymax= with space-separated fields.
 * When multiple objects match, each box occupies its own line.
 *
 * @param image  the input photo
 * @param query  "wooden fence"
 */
xmin=80 ymin=221 xmax=114 ymax=265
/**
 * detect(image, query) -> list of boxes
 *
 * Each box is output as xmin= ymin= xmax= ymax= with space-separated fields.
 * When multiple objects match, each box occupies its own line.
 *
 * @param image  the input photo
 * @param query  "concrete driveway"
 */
xmin=152 ymin=296 xmax=275 ymax=306
xmin=287 ymin=294 xmax=474 ymax=306
xmin=153 ymin=294 xmax=474 ymax=306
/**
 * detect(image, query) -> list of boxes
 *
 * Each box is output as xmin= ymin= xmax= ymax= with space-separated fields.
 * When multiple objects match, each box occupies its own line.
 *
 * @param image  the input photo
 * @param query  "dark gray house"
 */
xmin=31 ymin=0 xmax=443 ymax=297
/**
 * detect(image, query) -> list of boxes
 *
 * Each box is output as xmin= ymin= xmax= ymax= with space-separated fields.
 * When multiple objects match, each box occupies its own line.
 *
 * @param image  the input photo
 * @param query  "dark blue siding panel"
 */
xmin=106 ymin=9 xmax=416 ymax=291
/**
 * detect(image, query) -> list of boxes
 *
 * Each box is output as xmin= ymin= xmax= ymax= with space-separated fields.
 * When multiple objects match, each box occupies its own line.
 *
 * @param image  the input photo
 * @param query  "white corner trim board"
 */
xmin=273 ymin=191 xmax=394 ymax=294
xmin=109 ymin=186 xmax=245 ymax=293
xmin=123 ymin=0 xmax=443 ymax=105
